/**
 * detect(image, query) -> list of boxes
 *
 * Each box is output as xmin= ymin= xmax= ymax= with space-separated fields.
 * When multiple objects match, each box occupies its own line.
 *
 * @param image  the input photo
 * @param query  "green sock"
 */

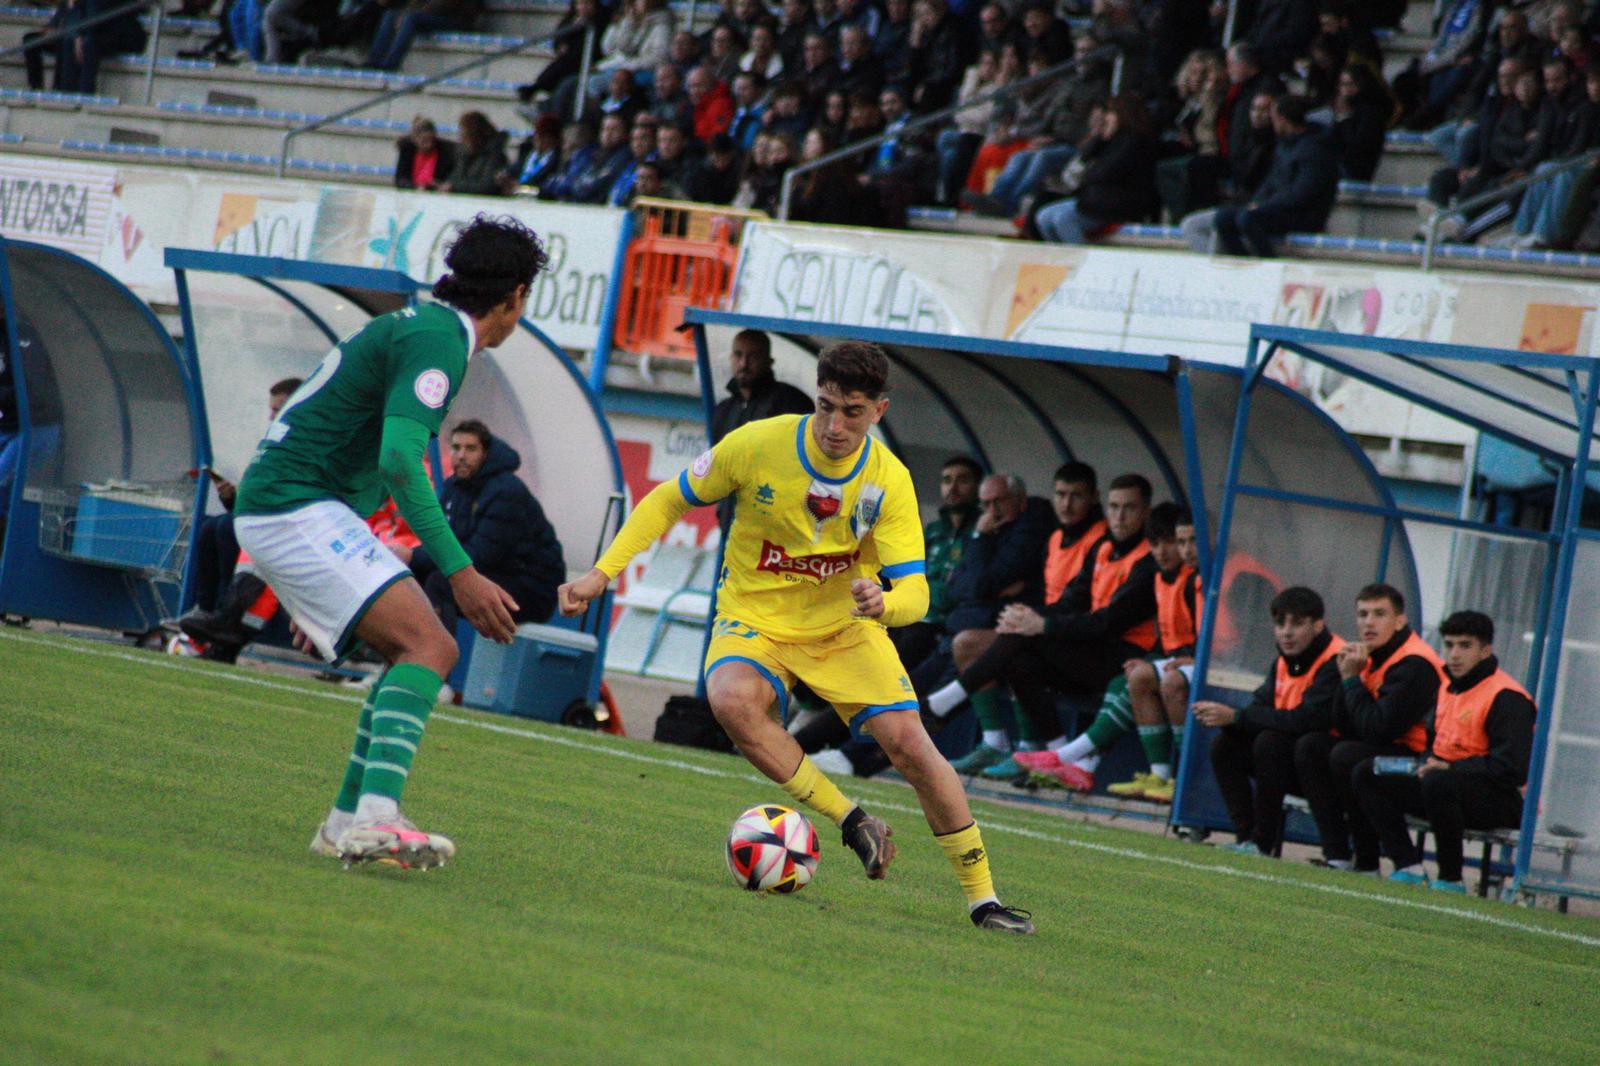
xmin=1171 ymin=723 xmax=1186 ymax=763
xmin=360 ymin=663 xmax=443 ymax=805
xmin=334 ymin=672 xmax=385 ymax=813
xmin=970 ymin=687 xmax=1013 ymax=733
xmin=1138 ymin=723 xmax=1174 ymax=769
xmin=1084 ymin=677 xmax=1133 ymax=751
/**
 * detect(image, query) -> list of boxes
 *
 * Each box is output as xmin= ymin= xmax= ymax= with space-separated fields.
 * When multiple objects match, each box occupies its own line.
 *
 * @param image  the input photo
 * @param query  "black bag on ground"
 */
xmin=653 ymin=695 xmax=734 ymax=753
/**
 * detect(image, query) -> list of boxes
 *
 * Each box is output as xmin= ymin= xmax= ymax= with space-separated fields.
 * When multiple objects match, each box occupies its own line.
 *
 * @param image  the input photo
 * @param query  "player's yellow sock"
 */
xmin=935 ymin=822 xmax=998 ymax=907
xmin=779 ymin=755 xmax=856 ymax=826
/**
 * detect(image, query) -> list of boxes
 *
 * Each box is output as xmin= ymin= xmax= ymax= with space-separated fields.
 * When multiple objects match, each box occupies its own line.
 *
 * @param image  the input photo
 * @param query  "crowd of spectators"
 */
xmin=27 ymin=0 xmax=1600 ymax=253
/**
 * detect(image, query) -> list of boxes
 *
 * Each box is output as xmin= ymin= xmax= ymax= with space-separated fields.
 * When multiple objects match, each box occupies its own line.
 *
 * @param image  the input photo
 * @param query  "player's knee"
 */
xmin=951 ymin=627 xmax=992 ymax=668
xmin=1160 ymin=668 xmax=1187 ymax=697
xmin=868 ymin=711 xmax=929 ymax=764
xmin=706 ymin=674 xmax=775 ymax=734
xmin=1125 ymin=662 xmax=1156 ymax=696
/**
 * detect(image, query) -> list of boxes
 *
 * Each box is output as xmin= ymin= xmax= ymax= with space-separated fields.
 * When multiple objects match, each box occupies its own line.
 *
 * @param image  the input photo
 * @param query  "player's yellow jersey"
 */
xmin=680 ymin=414 xmax=925 ymax=642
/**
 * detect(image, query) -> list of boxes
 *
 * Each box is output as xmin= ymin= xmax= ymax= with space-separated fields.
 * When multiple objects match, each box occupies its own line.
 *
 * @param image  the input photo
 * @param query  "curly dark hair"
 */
xmin=817 ymin=340 xmax=890 ymax=398
xmin=431 ymin=214 xmax=549 ymax=317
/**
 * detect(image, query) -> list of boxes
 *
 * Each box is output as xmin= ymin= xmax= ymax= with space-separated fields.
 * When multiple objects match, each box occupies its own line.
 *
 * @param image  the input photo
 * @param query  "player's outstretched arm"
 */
xmin=559 ymin=568 xmax=610 ymax=616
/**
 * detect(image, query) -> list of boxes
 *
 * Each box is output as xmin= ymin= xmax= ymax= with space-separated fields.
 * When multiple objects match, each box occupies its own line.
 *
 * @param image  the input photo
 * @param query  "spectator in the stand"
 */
xmin=394 ymin=116 xmax=458 ymax=190
xmin=1397 ymin=0 xmax=1490 ymax=130
xmin=402 ymin=419 xmax=566 ymax=635
xmin=686 ymin=131 xmax=744 ymax=203
xmin=763 ymin=80 xmax=814 ymax=140
xmin=541 ymin=119 xmax=599 ymax=201
xmin=1512 ymin=65 xmax=1600 ymax=247
xmin=1460 ymin=9 xmax=1545 ymax=128
xmin=1426 ymin=60 xmax=1547 ymax=240
xmin=1557 ymin=24 xmax=1594 ymax=73
xmin=741 ymin=22 xmax=786 ymax=81
xmin=606 ymin=117 xmax=659 ymax=205
xmin=688 ymin=64 xmax=736 ymax=139
xmin=516 ymin=0 xmax=607 ymax=104
xmin=813 ymin=0 xmax=844 ymax=44
xmin=1211 ymin=94 xmax=1339 ymax=256
xmin=836 ymin=0 xmax=881 ymax=40
xmin=1544 ymin=55 xmax=1584 ymax=113
xmin=1155 ymin=48 xmax=1227 ymax=221
xmin=1296 ymin=583 xmax=1445 ymax=873
xmin=650 ymin=61 xmax=694 ymax=129
xmin=776 ymin=0 xmax=815 ymax=72
xmin=631 ymin=158 xmax=672 ymax=200
xmin=711 ymin=0 xmax=764 ymax=47
xmin=908 ymin=0 xmax=965 ymax=111
xmin=1298 ymin=32 xmax=1348 ymax=110
xmin=1222 ymin=42 xmax=1286 ymax=168
xmin=1033 ymin=96 xmax=1160 ymax=244
xmin=875 ymin=0 xmax=913 ymax=84
xmin=1194 ymin=586 xmax=1346 ymax=857
xmin=365 ymin=0 xmax=479 ymax=71
xmin=507 ymin=114 xmax=564 ymax=194
xmin=836 ymin=24 xmax=885 ymax=97
xmin=936 ymin=47 xmax=1006 ymax=205
xmin=799 ymin=31 xmax=841 ymax=105
xmin=1331 ymin=62 xmax=1391 ymax=180
xmin=652 ymin=121 xmax=696 ymax=189
xmin=842 ymin=88 xmax=884 ymax=143
xmin=735 ymin=130 xmax=797 ymax=212
xmin=263 ymin=0 xmax=338 ymax=64
xmin=596 ymin=67 xmax=649 ymax=125
xmin=1177 ymin=87 xmax=1278 ymax=249
xmin=1018 ymin=0 xmax=1072 ymax=64
xmin=1247 ymin=0 xmax=1319 ymax=76
xmin=25 ymin=0 xmax=147 ymax=93
xmin=966 ymin=31 xmax=1111 ymax=217
xmin=729 ymin=70 xmax=769 ymax=150
xmin=790 ymin=127 xmax=862 ymax=221
xmin=707 ymin=24 xmax=745 ymax=83
xmin=566 ymin=111 xmax=634 ymax=202
xmin=669 ymin=28 xmax=703 ymax=74
xmin=960 ymin=43 xmax=1046 ymax=197
xmin=441 ymin=111 xmax=510 ymax=196
xmin=1319 ymin=0 xmax=1382 ymax=73
xmin=1352 ymin=610 xmax=1534 ymax=893
xmin=817 ymin=86 xmax=849 ymax=141
xmin=1163 ymin=42 xmax=1281 ymax=221
xmin=1089 ymin=0 xmax=1154 ymax=97
xmin=977 ymin=2 xmax=1018 ymax=55
xmin=594 ymin=0 xmax=676 ymax=91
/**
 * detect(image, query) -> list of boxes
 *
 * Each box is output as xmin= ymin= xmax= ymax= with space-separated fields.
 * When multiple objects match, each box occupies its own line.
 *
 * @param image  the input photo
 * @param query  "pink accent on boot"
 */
xmin=1013 ymin=749 xmax=1064 ymax=770
xmin=1046 ymin=762 xmax=1096 ymax=792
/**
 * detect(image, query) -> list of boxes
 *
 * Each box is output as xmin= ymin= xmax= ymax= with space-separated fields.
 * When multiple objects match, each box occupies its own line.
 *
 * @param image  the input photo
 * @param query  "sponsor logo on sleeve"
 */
xmin=692 ymin=448 xmax=714 ymax=478
xmin=414 ymin=369 xmax=450 ymax=409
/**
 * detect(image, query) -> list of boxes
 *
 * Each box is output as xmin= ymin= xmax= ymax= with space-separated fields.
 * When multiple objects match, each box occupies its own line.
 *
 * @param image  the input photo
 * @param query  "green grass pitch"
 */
xmin=4 ymin=628 xmax=1599 ymax=1064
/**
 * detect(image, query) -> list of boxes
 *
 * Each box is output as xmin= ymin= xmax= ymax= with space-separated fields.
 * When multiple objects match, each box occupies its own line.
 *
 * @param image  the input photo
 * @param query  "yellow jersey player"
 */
xmin=560 ymin=341 xmax=1034 ymax=933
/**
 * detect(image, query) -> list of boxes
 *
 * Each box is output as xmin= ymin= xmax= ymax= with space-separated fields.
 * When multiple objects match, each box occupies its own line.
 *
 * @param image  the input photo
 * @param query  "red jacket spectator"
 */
xmin=687 ymin=66 xmax=735 ymax=140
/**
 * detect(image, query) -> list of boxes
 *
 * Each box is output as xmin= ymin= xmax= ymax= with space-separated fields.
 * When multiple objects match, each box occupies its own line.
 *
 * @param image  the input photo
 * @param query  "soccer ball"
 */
xmin=726 ymin=804 xmax=820 ymax=893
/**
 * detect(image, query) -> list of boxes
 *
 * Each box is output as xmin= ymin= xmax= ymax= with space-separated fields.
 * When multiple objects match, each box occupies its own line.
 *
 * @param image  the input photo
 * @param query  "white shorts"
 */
xmin=1152 ymin=657 xmax=1196 ymax=685
xmin=234 ymin=499 xmax=410 ymax=661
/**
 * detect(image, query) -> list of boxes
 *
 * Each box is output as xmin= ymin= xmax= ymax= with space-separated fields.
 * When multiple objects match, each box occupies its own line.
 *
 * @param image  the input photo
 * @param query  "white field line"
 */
xmin=7 ymin=627 xmax=1600 ymax=949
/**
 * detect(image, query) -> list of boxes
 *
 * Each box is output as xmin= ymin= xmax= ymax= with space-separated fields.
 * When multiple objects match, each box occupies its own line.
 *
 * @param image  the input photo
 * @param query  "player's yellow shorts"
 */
xmin=704 ymin=615 xmax=918 ymax=733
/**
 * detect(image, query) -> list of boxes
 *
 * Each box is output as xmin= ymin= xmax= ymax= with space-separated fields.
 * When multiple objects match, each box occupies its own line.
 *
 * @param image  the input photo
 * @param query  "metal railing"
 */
xmin=1420 ymin=148 xmax=1600 ymax=269
xmin=777 ymin=53 xmax=1086 ymax=221
xmin=0 ymin=0 xmax=165 ymax=104
xmin=276 ymin=25 xmax=591 ymax=177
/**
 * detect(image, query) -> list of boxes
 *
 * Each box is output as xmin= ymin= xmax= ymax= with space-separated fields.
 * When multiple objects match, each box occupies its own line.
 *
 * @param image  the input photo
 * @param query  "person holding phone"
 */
xmin=1351 ymin=611 xmax=1536 ymax=893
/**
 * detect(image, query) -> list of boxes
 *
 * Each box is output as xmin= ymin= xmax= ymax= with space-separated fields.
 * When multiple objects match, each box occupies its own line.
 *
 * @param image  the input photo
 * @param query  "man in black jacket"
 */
xmin=1351 ymin=610 xmax=1534 ymax=892
xmin=406 ymin=419 xmax=565 ymax=632
xmin=1214 ymin=94 xmax=1340 ymax=256
xmin=1195 ymin=586 xmax=1346 ymax=857
xmin=710 ymin=329 xmax=814 ymax=530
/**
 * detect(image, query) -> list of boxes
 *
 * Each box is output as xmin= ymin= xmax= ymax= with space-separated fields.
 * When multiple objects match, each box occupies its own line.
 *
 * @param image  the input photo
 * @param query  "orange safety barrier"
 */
xmin=613 ymin=198 xmax=765 ymax=359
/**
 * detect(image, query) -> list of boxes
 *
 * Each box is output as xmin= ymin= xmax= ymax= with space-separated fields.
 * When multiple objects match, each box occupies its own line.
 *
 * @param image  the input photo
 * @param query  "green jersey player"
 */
xmin=234 ymin=215 xmax=548 ymax=869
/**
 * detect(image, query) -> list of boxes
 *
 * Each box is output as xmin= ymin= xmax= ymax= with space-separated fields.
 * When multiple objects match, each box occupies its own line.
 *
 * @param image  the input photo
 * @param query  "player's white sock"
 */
xmin=1074 ymin=753 xmax=1101 ymax=773
xmin=325 ymin=807 xmax=354 ymax=836
xmin=1045 ymin=735 xmax=1068 ymax=751
xmin=927 ymin=680 xmax=968 ymax=717
xmin=354 ymin=794 xmax=400 ymax=823
xmin=981 ymin=729 xmax=1012 ymax=752
xmin=1058 ymin=734 xmax=1097 ymax=764
xmin=1398 ymin=863 xmax=1427 ymax=878
xmin=1151 ymin=762 xmax=1172 ymax=781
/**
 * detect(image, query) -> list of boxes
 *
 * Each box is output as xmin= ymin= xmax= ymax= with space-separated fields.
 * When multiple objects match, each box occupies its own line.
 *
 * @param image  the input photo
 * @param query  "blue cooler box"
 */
xmin=71 ymin=489 xmax=184 ymax=571
xmin=462 ymin=622 xmax=599 ymax=721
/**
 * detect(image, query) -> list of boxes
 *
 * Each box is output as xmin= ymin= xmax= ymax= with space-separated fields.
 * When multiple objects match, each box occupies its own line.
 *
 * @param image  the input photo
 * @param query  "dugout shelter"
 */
xmin=1177 ymin=324 xmax=1600 ymax=905
xmin=163 ymin=249 xmax=625 ymax=704
xmin=0 ymin=237 xmax=206 ymax=633
xmin=675 ymin=309 xmax=1414 ymax=792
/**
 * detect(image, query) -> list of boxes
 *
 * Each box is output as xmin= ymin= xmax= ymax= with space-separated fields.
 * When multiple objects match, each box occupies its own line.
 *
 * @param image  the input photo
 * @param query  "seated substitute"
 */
xmin=1013 ymin=501 xmax=1192 ymax=795
xmin=1193 ymin=586 xmax=1346 ymax=856
xmin=944 ymin=462 xmax=1107 ymax=780
xmin=925 ymin=473 xmax=1158 ymax=780
xmin=400 ymin=419 xmax=565 ymax=632
xmin=1295 ymin=582 xmax=1445 ymax=873
xmin=1352 ymin=610 xmax=1535 ymax=893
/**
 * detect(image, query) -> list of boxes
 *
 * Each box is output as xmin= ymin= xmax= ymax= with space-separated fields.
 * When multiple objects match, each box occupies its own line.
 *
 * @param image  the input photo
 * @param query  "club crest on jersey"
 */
xmin=757 ymin=540 xmax=859 ymax=580
xmin=414 ymin=369 xmax=449 ymax=409
xmin=851 ymin=483 xmax=885 ymax=539
xmin=805 ymin=479 xmax=844 ymax=541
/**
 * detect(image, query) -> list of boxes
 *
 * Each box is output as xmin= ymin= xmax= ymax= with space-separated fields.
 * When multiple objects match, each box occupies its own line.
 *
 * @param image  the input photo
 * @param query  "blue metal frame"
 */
xmin=588 ymin=208 xmax=637 ymax=394
xmin=1173 ymin=366 xmax=1213 ymax=579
